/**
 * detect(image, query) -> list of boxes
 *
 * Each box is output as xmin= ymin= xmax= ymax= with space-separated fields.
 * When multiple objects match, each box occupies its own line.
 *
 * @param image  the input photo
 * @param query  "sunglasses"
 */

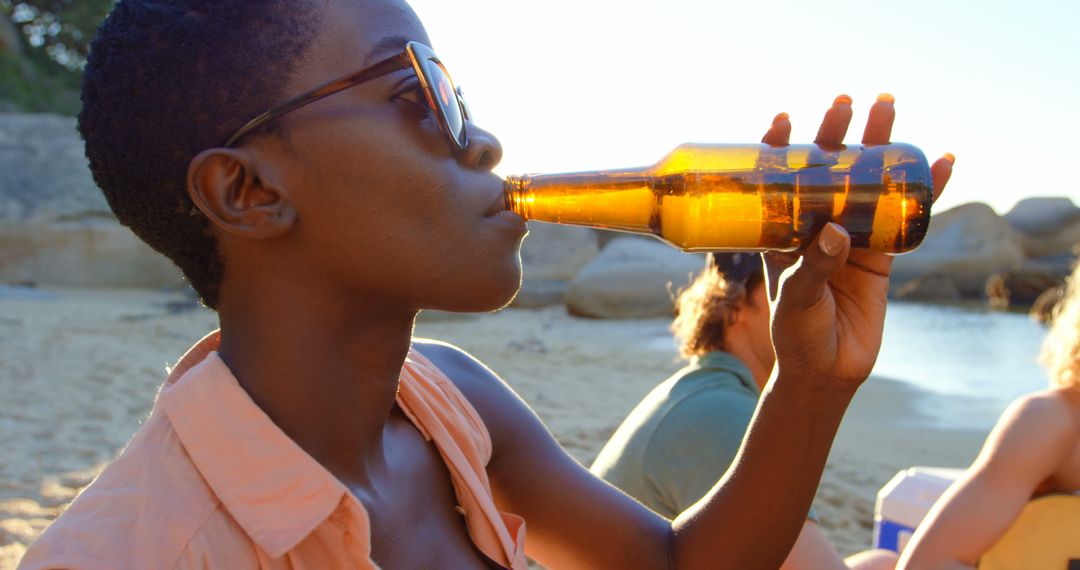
xmin=222 ymin=41 xmax=470 ymax=149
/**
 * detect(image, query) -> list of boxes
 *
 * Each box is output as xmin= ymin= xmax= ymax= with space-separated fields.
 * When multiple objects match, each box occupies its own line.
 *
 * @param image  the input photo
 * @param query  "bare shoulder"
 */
xmin=979 ymin=389 xmax=1080 ymax=479
xmin=1053 ymin=386 xmax=1080 ymax=422
xmin=411 ymin=338 xmax=525 ymax=426
xmin=1000 ymin=388 xmax=1080 ymax=440
xmin=411 ymin=337 xmax=561 ymax=471
xmin=412 ymin=338 xmax=504 ymax=395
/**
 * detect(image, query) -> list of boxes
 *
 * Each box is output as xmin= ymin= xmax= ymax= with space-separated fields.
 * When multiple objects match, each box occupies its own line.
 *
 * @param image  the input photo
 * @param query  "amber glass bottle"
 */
xmin=504 ymin=142 xmax=933 ymax=253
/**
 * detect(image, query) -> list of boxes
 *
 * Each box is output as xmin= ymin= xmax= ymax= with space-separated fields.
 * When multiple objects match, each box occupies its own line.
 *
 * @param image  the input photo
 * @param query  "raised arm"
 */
xmin=421 ymin=324 xmax=858 ymax=570
xmin=897 ymin=391 xmax=1080 ymax=570
xmin=436 ymin=95 xmax=953 ymax=570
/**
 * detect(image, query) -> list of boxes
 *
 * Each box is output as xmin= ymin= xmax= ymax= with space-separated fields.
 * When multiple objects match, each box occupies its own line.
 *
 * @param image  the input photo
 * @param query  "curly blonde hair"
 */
xmin=1041 ymin=261 xmax=1080 ymax=390
xmin=670 ymin=267 xmax=755 ymax=359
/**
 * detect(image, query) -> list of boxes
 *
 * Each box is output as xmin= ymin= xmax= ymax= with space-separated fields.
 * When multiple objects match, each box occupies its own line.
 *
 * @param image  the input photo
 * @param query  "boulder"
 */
xmin=565 ymin=237 xmax=705 ymax=318
xmin=1004 ymin=197 xmax=1080 ymax=258
xmin=518 ymin=222 xmax=600 ymax=281
xmin=1019 ymin=252 xmax=1078 ymax=279
xmin=596 ymin=228 xmax=646 ymax=248
xmin=511 ymin=278 xmax=569 ymax=309
xmin=891 ymin=202 xmax=1025 ymax=297
xmin=512 ymin=222 xmax=599 ymax=308
xmin=985 ymin=269 xmax=1064 ymax=311
xmin=0 ymin=220 xmax=187 ymax=287
xmin=893 ymin=273 xmax=961 ymax=302
xmin=0 ymin=113 xmax=185 ymax=287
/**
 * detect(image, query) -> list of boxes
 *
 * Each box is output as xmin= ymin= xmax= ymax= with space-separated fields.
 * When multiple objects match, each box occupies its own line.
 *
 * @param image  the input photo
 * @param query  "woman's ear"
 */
xmin=727 ymin=304 xmax=744 ymax=328
xmin=186 ymin=147 xmax=297 ymax=239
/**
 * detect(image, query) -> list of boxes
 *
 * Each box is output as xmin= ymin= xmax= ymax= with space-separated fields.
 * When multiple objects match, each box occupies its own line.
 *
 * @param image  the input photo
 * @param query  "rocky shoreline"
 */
xmin=2 ymin=112 xmax=1077 ymax=319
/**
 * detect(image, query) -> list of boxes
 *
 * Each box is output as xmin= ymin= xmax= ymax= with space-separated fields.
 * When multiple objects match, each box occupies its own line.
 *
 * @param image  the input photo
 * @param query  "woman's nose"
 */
xmin=459 ymin=123 xmax=503 ymax=172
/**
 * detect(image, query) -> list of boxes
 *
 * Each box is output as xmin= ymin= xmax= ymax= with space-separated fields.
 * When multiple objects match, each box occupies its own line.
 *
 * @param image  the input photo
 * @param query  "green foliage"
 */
xmin=0 ymin=0 xmax=113 ymax=114
xmin=0 ymin=50 xmax=80 ymax=114
xmin=3 ymin=0 xmax=114 ymax=68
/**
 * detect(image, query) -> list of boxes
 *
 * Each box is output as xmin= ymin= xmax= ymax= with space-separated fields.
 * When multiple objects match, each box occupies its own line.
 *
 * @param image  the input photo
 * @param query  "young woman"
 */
xmin=898 ymin=263 xmax=1080 ymax=570
xmin=20 ymin=0 xmax=953 ymax=568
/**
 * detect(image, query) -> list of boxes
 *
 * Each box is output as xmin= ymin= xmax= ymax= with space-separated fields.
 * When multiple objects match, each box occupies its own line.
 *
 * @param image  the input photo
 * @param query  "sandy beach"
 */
xmin=0 ymin=287 xmax=990 ymax=568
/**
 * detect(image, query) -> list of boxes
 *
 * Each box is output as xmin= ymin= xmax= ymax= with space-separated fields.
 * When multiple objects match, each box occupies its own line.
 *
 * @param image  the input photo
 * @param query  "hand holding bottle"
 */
xmin=763 ymin=94 xmax=955 ymax=392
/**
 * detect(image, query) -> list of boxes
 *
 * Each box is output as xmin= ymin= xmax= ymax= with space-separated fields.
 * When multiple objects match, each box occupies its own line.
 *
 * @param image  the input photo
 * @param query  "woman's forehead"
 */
xmin=314 ymin=0 xmax=431 ymax=68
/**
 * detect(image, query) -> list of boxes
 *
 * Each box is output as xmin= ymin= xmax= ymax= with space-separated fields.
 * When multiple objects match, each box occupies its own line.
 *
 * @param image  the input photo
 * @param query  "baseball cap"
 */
xmin=705 ymin=252 xmax=764 ymax=283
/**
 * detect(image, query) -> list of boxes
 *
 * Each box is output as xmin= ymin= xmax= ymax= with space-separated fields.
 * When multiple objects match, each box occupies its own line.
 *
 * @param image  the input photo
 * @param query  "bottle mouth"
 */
xmin=503 ymin=175 xmax=529 ymax=218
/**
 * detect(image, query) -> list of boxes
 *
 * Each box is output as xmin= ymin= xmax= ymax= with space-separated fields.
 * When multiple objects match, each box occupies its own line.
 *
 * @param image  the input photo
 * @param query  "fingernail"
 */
xmin=833 ymin=94 xmax=853 ymax=106
xmin=818 ymin=223 xmax=847 ymax=257
xmin=774 ymin=112 xmax=790 ymax=123
xmin=877 ymin=93 xmax=895 ymax=104
xmin=943 ymin=152 xmax=956 ymax=164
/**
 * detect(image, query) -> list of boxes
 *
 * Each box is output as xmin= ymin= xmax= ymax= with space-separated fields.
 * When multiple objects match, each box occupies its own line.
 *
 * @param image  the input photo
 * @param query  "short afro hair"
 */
xmin=79 ymin=0 xmax=319 ymax=308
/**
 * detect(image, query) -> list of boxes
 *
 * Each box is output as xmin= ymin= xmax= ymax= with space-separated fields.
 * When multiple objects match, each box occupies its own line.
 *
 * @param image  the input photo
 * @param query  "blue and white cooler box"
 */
xmin=874 ymin=466 xmax=964 ymax=554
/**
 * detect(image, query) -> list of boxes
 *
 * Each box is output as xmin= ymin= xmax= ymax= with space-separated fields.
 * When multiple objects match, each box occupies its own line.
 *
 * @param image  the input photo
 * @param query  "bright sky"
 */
xmin=407 ymin=0 xmax=1079 ymax=215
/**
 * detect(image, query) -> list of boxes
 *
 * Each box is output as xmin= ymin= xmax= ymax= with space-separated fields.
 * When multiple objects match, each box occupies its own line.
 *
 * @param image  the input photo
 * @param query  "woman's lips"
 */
xmin=485 ymin=208 xmax=527 ymax=231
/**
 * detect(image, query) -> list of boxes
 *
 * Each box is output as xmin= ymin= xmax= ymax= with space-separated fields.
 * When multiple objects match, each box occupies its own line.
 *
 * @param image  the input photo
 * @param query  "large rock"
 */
xmin=512 ymin=222 xmax=600 ymax=308
xmin=893 ymin=273 xmax=961 ymax=302
xmin=565 ymin=237 xmax=704 ymax=318
xmin=985 ymin=269 xmax=1065 ymax=311
xmin=891 ymin=202 xmax=1025 ymax=297
xmin=986 ymin=253 xmax=1076 ymax=311
xmin=0 ymin=113 xmax=184 ymax=287
xmin=1003 ymin=197 xmax=1080 ymax=258
xmin=510 ymin=278 xmax=570 ymax=309
xmin=518 ymin=222 xmax=600 ymax=280
xmin=1020 ymin=252 xmax=1078 ymax=278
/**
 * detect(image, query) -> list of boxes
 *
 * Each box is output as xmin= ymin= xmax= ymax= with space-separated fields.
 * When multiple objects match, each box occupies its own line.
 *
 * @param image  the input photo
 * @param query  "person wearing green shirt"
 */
xmin=591 ymin=252 xmax=898 ymax=570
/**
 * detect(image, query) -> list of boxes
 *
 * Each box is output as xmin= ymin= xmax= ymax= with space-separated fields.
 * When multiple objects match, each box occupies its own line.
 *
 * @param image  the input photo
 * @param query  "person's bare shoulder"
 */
xmin=1021 ymin=387 xmax=1080 ymax=490
xmin=411 ymin=338 xmax=518 ymax=423
xmin=981 ymin=388 xmax=1080 ymax=486
xmin=412 ymin=338 xmax=499 ymax=391
xmin=1004 ymin=388 xmax=1080 ymax=439
xmin=1052 ymin=386 xmax=1080 ymax=425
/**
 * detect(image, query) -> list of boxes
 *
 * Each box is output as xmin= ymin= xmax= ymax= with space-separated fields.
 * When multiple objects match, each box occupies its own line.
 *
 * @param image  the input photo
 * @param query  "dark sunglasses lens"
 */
xmin=426 ymin=60 xmax=466 ymax=147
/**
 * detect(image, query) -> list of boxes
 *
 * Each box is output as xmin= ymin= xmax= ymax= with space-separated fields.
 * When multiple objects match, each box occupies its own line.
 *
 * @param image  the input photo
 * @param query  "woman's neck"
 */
xmin=215 ymin=283 xmax=418 ymax=486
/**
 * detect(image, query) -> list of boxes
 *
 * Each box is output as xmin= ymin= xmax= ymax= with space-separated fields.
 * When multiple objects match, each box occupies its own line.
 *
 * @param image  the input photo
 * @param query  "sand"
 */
xmin=0 ymin=287 xmax=989 ymax=567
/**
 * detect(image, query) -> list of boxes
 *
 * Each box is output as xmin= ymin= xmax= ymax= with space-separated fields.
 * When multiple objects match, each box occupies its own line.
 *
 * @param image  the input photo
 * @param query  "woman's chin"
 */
xmin=426 ymin=272 xmax=522 ymax=314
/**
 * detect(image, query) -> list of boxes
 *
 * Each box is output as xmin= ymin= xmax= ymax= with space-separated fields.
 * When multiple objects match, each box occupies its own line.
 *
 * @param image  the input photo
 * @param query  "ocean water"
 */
xmin=873 ymin=301 xmax=1050 ymax=431
xmin=646 ymin=301 xmax=1052 ymax=432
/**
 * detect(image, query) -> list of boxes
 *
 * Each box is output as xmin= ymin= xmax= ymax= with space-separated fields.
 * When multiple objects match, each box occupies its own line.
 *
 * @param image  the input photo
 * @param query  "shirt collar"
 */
xmin=156 ymin=331 xmax=352 ymax=559
xmin=691 ymin=350 xmax=760 ymax=396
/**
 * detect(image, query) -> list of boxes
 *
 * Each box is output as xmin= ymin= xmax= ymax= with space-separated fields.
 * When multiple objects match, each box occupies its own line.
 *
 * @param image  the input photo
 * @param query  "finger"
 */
xmin=763 ymin=251 xmax=799 ymax=302
xmin=930 ymin=153 xmax=955 ymax=204
xmin=861 ymin=93 xmax=896 ymax=145
xmin=814 ymin=94 xmax=853 ymax=148
xmin=761 ymin=112 xmax=792 ymax=146
xmin=846 ymin=248 xmax=894 ymax=279
xmin=776 ymin=223 xmax=852 ymax=310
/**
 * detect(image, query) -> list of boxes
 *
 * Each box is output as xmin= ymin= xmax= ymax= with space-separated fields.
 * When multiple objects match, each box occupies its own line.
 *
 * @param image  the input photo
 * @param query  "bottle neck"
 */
xmin=503 ymin=170 xmax=657 ymax=234
xmin=503 ymin=175 xmax=531 ymax=219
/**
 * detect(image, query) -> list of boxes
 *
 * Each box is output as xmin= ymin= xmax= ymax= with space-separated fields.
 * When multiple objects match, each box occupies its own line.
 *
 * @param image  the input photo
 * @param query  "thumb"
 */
xmin=777 ymin=223 xmax=851 ymax=310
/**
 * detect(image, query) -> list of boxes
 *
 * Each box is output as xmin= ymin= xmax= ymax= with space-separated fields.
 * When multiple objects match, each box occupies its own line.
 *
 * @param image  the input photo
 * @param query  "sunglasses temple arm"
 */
xmin=222 ymin=52 xmax=413 ymax=147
